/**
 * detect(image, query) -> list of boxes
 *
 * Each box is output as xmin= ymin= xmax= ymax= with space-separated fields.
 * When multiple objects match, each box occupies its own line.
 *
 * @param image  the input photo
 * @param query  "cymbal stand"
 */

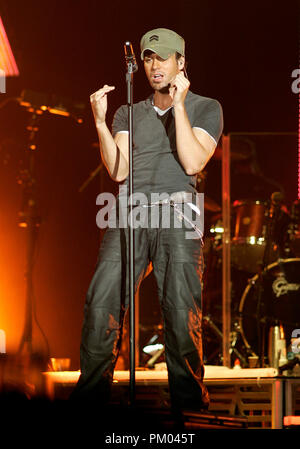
xmin=255 ymin=201 xmax=279 ymax=367
xmin=17 ymin=108 xmax=45 ymax=358
xmin=203 ymin=315 xmax=247 ymax=366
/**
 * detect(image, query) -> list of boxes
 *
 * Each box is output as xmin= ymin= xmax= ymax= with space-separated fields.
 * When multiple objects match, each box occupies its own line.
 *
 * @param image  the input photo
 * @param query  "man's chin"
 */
xmin=158 ymin=85 xmax=170 ymax=94
xmin=151 ymin=83 xmax=170 ymax=94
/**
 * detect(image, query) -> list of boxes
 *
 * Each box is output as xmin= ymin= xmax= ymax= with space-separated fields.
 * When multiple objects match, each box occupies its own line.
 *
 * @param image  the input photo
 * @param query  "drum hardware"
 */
xmin=255 ymin=267 xmax=266 ymax=367
xmin=203 ymin=191 xmax=297 ymax=367
xmin=139 ymin=324 xmax=165 ymax=369
xmin=146 ymin=346 xmax=165 ymax=369
xmin=229 ymin=192 xmax=295 ymax=368
xmin=254 ymin=194 xmax=289 ymax=367
xmin=278 ymin=357 xmax=300 ymax=375
xmin=268 ymin=323 xmax=287 ymax=369
xmin=203 ymin=315 xmax=247 ymax=366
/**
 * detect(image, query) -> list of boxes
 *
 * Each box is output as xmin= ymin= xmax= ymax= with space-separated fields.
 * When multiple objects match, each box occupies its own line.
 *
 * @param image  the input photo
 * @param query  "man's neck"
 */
xmin=153 ymin=91 xmax=173 ymax=110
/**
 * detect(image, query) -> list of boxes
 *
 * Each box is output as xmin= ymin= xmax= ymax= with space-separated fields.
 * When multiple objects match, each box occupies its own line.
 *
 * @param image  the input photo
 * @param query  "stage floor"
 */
xmin=41 ymin=365 xmax=300 ymax=429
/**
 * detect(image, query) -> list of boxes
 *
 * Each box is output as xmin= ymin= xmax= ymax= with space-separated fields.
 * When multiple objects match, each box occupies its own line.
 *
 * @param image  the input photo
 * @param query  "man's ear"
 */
xmin=178 ymin=56 xmax=185 ymax=71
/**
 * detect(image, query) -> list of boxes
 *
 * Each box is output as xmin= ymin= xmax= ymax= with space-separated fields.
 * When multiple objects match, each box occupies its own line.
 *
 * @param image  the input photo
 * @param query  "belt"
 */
xmin=143 ymin=191 xmax=203 ymax=241
xmin=147 ymin=191 xmax=196 ymax=206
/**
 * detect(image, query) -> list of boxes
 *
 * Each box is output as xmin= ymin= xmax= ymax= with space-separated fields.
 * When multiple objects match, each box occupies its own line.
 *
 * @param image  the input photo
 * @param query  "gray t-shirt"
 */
xmin=112 ymin=90 xmax=223 ymax=201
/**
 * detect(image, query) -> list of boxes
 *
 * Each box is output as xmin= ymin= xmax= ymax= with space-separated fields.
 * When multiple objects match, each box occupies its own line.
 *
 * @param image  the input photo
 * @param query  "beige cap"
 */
xmin=140 ymin=28 xmax=185 ymax=60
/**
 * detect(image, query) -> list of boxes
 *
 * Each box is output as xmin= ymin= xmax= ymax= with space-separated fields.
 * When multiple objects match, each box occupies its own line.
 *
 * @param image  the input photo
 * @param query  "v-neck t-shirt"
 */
xmin=112 ymin=90 xmax=223 ymax=202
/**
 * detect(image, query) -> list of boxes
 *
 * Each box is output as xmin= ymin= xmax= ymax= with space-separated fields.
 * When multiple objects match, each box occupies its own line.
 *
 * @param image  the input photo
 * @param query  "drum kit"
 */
xmin=202 ymin=194 xmax=300 ymax=368
xmin=119 ymin=144 xmax=300 ymax=370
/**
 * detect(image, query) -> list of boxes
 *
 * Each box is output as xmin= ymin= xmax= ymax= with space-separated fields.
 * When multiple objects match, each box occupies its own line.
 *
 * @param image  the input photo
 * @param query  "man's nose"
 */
xmin=151 ymin=57 xmax=160 ymax=70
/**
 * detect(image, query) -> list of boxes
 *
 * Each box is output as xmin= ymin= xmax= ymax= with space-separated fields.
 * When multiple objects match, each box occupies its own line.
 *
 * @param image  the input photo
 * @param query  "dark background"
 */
xmin=0 ymin=0 xmax=298 ymax=368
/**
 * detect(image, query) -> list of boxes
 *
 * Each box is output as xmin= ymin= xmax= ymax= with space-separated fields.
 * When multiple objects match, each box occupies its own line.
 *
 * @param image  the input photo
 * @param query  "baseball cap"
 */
xmin=140 ymin=28 xmax=185 ymax=60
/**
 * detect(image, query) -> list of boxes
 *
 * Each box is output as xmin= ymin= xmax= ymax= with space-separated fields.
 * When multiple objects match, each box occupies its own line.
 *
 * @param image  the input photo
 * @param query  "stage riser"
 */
xmin=41 ymin=375 xmax=300 ymax=429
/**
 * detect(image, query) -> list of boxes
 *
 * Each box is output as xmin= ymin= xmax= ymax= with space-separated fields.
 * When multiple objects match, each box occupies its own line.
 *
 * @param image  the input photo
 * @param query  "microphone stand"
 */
xmin=126 ymin=55 xmax=136 ymax=407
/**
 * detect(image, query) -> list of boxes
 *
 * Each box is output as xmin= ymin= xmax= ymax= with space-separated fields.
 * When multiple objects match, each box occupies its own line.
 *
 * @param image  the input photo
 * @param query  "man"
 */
xmin=71 ymin=28 xmax=223 ymax=418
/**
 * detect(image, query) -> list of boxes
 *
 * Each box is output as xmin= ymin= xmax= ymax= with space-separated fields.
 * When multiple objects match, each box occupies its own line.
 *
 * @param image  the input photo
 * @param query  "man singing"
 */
xmin=71 ymin=28 xmax=223 ymax=419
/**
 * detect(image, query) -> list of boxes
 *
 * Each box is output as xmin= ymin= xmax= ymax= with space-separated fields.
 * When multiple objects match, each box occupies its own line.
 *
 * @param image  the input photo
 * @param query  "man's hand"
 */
xmin=169 ymin=72 xmax=190 ymax=107
xmin=90 ymin=84 xmax=115 ymax=126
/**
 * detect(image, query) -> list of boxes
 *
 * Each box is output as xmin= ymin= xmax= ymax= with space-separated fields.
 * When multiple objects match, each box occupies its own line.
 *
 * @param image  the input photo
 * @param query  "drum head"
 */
xmin=239 ymin=258 xmax=300 ymax=358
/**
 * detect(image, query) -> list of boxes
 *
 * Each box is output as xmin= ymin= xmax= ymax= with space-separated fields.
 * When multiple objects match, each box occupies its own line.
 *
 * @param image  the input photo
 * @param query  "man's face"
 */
xmin=143 ymin=52 xmax=183 ymax=92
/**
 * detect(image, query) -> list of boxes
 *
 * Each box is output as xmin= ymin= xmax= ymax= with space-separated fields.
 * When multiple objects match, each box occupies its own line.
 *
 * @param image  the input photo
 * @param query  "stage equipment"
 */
xmin=0 ymin=16 xmax=19 ymax=76
xmin=238 ymin=258 xmax=300 ymax=362
xmin=78 ymin=161 xmax=104 ymax=193
xmin=202 ymin=315 xmax=247 ymax=366
xmin=268 ymin=323 xmax=287 ymax=369
xmin=18 ymin=89 xmax=85 ymax=122
xmin=124 ymin=41 xmax=138 ymax=406
xmin=17 ymin=107 xmax=46 ymax=357
xmin=221 ymin=132 xmax=297 ymax=367
xmin=231 ymin=200 xmax=268 ymax=272
xmin=204 ymin=132 xmax=297 ymax=368
xmin=16 ymin=93 xmax=84 ymax=359
xmin=231 ymin=198 xmax=291 ymax=273
xmin=221 ymin=134 xmax=231 ymax=367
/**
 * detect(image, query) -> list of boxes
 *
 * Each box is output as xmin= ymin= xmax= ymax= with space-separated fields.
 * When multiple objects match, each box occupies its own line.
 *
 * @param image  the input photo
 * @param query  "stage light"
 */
xmin=0 ymin=16 xmax=19 ymax=76
xmin=0 ymin=329 xmax=6 ymax=353
xmin=210 ymin=225 xmax=224 ymax=234
xmin=249 ymin=236 xmax=256 ymax=245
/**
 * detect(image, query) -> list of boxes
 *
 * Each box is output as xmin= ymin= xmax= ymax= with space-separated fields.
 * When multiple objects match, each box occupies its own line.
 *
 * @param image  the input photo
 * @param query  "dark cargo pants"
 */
xmin=71 ymin=204 xmax=209 ymax=410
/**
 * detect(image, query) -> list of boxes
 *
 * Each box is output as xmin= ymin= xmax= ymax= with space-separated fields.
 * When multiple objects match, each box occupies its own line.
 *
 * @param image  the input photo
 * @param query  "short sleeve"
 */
xmin=192 ymin=99 xmax=224 ymax=144
xmin=112 ymin=105 xmax=128 ymax=137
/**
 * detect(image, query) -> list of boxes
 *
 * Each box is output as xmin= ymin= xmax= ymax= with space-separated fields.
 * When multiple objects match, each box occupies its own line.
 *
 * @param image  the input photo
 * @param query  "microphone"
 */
xmin=124 ymin=41 xmax=138 ymax=73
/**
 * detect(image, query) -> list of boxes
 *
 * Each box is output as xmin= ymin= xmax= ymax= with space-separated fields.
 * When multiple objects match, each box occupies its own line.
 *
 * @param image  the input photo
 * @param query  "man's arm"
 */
xmin=90 ymin=85 xmax=129 ymax=182
xmin=170 ymin=73 xmax=217 ymax=175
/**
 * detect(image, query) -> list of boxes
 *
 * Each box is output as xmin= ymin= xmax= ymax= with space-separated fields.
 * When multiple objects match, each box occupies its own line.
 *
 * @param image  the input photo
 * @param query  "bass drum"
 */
xmin=238 ymin=258 xmax=300 ymax=358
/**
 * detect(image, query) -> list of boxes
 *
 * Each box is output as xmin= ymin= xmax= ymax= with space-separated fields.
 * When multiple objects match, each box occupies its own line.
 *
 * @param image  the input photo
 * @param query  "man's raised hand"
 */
xmin=169 ymin=72 xmax=190 ymax=107
xmin=90 ymin=85 xmax=115 ymax=125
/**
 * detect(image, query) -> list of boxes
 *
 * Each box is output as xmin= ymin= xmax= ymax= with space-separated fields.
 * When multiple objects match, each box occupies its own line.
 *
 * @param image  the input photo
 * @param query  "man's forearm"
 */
xmin=174 ymin=105 xmax=210 ymax=175
xmin=96 ymin=122 xmax=128 ymax=181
